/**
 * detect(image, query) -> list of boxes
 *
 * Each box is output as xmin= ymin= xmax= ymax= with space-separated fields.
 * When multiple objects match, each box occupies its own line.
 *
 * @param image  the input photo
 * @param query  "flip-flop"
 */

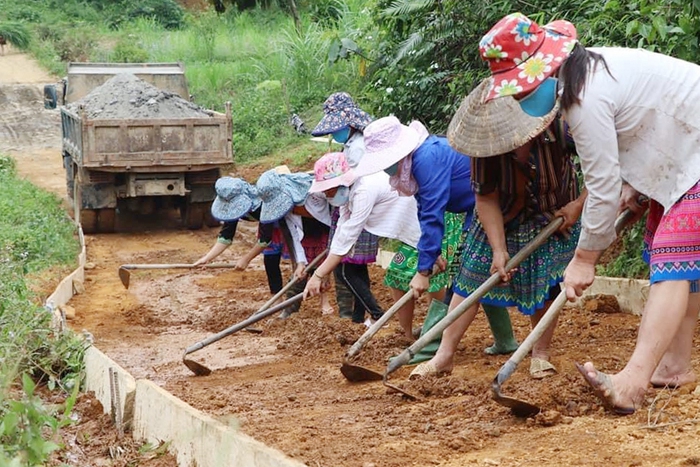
xmin=530 ymin=358 xmax=557 ymax=379
xmin=574 ymin=362 xmax=636 ymax=415
xmin=408 ymin=362 xmax=452 ymax=380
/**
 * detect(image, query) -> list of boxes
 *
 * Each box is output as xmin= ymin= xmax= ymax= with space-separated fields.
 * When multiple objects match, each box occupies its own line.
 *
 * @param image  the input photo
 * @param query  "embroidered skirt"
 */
xmin=383 ymin=212 xmax=464 ymax=293
xmin=643 ymin=180 xmax=700 ymax=285
xmin=329 ymin=208 xmax=378 ymax=264
xmin=454 ymin=214 xmax=579 ymax=315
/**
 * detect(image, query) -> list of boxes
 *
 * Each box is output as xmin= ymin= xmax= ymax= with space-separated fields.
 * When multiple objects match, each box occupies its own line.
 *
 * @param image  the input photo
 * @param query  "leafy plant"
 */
xmin=0 ymin=21 xmax=32 ymax=50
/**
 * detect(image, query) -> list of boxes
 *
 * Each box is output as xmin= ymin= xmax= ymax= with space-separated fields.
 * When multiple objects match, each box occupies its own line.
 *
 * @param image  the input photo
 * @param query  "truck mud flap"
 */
xmin=79 ymin=183 xmax=117 ymax=210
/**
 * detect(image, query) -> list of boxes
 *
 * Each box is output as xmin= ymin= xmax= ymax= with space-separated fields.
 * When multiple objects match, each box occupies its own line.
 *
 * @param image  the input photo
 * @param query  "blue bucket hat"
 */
xmin=256 ymin=170 xmax=313 ymax=223
xmin=311 ymin=92 xmax=373 ymax=136
xmin=210 ymin=177 xmax=261 ymax=222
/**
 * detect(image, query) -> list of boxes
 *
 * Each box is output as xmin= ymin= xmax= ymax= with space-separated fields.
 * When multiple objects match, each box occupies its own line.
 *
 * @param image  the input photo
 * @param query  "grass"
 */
xmin=0 ymin=154 xmax=86 ymax=465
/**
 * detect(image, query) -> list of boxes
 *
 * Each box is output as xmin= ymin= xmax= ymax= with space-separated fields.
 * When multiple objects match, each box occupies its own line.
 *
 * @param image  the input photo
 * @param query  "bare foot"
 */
xmin=650 ymin=368 xmax=696 ymax=389
xmin=575 ymin=362 xmax=642 ymax=415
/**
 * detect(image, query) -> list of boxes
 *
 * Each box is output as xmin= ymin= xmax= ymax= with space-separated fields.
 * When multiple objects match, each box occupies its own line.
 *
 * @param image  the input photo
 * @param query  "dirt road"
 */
xmin=6 ymin=51 xmax=700 ymax=467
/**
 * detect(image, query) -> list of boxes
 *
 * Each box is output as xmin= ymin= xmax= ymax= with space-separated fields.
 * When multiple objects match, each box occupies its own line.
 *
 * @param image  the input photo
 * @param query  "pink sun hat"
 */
xmin=309 ymin=152 xmax=358 ymax=193
xmin=480 ymin=12 xmax=577 ymax=101
xmin=354 ymin=116 xmax=421 ymax=177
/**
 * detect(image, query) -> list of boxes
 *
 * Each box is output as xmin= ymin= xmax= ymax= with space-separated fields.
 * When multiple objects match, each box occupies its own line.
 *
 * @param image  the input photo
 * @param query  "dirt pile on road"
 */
xmin=67 ymin=73 xmax=213 ymax=119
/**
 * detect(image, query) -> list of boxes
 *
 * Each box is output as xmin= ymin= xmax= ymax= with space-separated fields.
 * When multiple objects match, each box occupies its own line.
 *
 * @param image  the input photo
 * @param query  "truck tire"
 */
xmin=181 ymin=201 xmax=205 ymax=230
xmin=97 ymin=208 xmax=116 ymax=233
xmin=80 ymin=210 xmax=98 ymax=234
xmin=44 ymin=84 xmax=57 ymax=109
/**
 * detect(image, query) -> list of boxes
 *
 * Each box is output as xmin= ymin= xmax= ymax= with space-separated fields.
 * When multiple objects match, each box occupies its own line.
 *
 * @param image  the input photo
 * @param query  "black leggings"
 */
xmin=339 ymin=263 xmax=383 ymax=322
xmin=263 ymin=253 xmax=283 ymax=294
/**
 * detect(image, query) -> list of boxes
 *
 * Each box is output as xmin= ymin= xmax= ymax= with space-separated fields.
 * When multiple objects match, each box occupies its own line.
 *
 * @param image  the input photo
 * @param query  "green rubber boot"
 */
xmin=482 ymin=304 xmax=519 ymax=355
xmin=407 ymin=299 xmax=448 ymax=365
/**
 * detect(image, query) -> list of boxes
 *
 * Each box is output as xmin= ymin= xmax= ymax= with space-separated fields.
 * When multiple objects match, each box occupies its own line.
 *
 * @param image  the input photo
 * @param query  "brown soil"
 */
xmin=44 ymin=390 xmax=177 ymax=466
xmin=7 ymin=52 xmax=700 ymax=467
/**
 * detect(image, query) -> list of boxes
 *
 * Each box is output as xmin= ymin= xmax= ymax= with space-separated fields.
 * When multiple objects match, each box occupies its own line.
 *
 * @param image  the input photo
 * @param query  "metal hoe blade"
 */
xmin=183 ymin=358 xmax=212 ymax=376
xmin=340 ymin=362 xmax=383 ymax=382
xmin=382 ymin=373 xmax=418 ymax=401
xmin=118 ymin=267 xmax=131 ymax=289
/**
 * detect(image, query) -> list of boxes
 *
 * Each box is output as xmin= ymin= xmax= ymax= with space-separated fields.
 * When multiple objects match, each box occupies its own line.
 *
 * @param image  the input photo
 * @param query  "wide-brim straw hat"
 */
xmin=447 ymin=78 xmax=559 ymax=158
xmin=354 ymin=116 xmax=421 ymax=177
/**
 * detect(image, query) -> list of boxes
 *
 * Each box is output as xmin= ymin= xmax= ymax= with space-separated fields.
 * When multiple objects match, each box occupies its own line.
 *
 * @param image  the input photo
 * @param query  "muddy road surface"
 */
xmin=6 ymin=51 xmax=700 ymax=467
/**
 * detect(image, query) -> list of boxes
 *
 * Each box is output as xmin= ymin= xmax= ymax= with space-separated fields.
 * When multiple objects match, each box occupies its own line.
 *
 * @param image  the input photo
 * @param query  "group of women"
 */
xmin=200 ymin=12 xmax=700 ymax=415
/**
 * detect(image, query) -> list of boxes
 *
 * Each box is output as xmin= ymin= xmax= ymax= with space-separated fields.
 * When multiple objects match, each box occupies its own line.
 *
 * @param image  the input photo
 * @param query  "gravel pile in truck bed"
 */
xmin=67 ymin=73 xmax=214 ymax=119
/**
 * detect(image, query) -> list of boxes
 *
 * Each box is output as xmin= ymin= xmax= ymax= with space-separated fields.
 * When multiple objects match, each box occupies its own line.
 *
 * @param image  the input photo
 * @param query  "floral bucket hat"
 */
xmin=309 ymin=152 xmax=358 ymax=193
xmin=256 ymin=169 xmax=313 ymax=223
xmin=479 ymin=12 xmax=577 ymax=101
xmin=311 ymin=92 xmax=373 ymax=136
xmin=210 ymin=177 xmax=261 ymax=222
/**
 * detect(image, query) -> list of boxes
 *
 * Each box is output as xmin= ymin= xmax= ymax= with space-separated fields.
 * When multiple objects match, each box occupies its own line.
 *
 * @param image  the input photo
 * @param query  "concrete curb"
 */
xmin=45 ymin=224 xmax=306 ymax=467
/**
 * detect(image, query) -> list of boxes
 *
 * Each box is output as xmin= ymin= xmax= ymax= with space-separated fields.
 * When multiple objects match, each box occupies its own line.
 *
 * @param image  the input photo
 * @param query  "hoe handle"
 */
xmin=184 ymin=293 xmax=303 ymax=355
xmin=386 ymin=217 xmax=564 ymax=375
xmin=346 ymin=290 xmax=414 ymax=359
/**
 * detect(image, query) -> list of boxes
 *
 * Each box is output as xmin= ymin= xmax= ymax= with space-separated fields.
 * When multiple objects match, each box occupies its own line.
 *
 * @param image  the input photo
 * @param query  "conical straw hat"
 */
xmin=447 ymin=78 xmax=559 ymax=158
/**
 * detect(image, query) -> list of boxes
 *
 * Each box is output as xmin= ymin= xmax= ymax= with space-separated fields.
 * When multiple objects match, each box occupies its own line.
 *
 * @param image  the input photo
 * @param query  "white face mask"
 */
xmin=328 ymin=186 xmax=350 ymax=206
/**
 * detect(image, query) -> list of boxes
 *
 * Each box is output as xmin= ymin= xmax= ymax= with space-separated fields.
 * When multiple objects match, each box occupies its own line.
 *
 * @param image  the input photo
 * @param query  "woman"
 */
xmin=303 ymin=152 xmax=421 ymax=329
xmin=356 ymin=117 xmax=517 ymax=353
xmin=311 ymin=92 xmax=380 ymax=322
xmin=256 ymin=168 xmax=333 ymax=318
xmin=470 ymin=13 xmax=700 ymax=412
xmin=408 ymin=13 xmax=586 ymax=378
xmin=194 ymin=176 xmax=285 ymax=297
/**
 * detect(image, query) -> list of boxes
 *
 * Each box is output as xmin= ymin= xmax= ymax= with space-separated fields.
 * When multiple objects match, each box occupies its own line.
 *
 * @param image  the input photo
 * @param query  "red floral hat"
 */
xmin=479 ymin=13 xmax=577 ymax=101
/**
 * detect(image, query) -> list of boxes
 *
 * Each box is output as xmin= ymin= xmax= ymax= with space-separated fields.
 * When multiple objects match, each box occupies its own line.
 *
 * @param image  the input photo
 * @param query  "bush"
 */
xmin=0 ymin=21 xmax=32 ymax=50
xmin=111 ymin=35 xmax=150 ymax=63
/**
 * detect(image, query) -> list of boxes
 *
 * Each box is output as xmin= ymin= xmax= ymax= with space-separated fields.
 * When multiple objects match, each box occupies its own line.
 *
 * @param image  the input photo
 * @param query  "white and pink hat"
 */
xmin=309 ymin=152 xmax=358 ymax=193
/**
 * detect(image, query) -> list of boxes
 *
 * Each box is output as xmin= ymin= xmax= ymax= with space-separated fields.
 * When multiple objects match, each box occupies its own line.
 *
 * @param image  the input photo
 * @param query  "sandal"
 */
xmin=530 ymin=358 xmax=557 ymax=379
xmin=408 ymin=362 xmax=451 ymax=380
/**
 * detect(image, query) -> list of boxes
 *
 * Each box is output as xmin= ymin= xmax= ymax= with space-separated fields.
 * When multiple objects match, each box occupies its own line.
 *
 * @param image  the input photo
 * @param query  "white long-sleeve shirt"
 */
xmin=284 ymin=192 xmax=331 ymax=265
xmin=564 ymin=47 xmax=700 ymax=251
xmin=331 ymin=172 xmax=420 ymax=256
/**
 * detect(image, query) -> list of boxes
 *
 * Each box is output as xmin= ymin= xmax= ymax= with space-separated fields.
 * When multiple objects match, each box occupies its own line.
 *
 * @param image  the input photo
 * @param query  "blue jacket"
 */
xmin=412 ymin=135 xmax=475 ymax=271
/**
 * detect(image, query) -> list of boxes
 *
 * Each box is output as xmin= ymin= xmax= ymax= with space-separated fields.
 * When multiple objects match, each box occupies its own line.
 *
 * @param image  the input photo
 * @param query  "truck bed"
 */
xmin=61 ymin=107 xmax=233 ymax=172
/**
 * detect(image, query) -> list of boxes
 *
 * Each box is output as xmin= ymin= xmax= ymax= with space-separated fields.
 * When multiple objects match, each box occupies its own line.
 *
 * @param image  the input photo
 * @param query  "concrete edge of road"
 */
xmin=377 ymin=248 xmax=649 ymax=315
xmin=44 ymin=224 xmax=307 ymax=467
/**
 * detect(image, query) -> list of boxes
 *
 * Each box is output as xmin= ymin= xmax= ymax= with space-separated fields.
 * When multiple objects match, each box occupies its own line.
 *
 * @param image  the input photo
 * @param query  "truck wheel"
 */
xmin=181 ymin=202 xmax=204 ymax=230
xmin=97 ymin=209 xmax=116 ymax=233
xmin=80 ymin=210 xmax=98 ymax=234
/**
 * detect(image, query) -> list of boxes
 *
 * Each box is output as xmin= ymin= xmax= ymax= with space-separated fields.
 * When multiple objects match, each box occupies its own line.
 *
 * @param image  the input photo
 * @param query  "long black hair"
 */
xmin=559 ymin=43 xmax=614 ymax=111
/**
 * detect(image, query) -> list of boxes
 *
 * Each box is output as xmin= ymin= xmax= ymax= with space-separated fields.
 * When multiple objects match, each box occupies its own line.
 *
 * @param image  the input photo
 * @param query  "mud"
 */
xmin=7 ymin=51 xmax=700 ymax=467
xmin=68 ymin=73 xmax=213 ymax=119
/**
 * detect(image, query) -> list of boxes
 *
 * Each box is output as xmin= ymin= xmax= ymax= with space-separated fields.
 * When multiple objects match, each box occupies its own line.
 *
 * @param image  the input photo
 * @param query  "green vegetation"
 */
xmin=3 ymin=0 xmax=690 ymax=278
xmin=0 ymin=155 xmax=86 ymax=465
xmin=0 ymin=21 xmax=31 ymax=50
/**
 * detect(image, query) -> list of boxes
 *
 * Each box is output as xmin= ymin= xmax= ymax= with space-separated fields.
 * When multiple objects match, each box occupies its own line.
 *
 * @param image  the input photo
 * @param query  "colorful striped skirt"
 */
xmin=454 ymin=214 xmax=579 ymax=315
xmin=329 ymin=208 xmax=378 ymax=264
xmin=643 ymin=180 xmax=700 ymax=285
xmin=383 ymin=212 xmax=464 ymax=293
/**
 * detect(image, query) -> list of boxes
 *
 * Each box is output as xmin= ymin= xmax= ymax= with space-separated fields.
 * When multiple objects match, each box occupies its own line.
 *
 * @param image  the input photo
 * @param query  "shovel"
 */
xmin=340 ymin=290 xmax=414 ymax=383
xmin=491 ymin=209 xmax=634 ymax=417
xmin=183 ymin=292 xmax=304 ymax=376
xmin=118 ymin=262 xmax=239 ymax=289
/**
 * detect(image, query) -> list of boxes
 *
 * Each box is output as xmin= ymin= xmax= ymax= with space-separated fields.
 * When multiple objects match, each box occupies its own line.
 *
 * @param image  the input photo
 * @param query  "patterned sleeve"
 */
xmin=470 ymin=156 xmax=499 ymax=195
xmin=217 ymin=221 xmax=238 ymax=245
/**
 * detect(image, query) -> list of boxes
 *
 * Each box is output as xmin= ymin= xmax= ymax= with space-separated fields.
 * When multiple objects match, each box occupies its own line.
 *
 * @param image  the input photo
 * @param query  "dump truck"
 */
xmin=46 ymin=63 xmax=232 ymax=233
